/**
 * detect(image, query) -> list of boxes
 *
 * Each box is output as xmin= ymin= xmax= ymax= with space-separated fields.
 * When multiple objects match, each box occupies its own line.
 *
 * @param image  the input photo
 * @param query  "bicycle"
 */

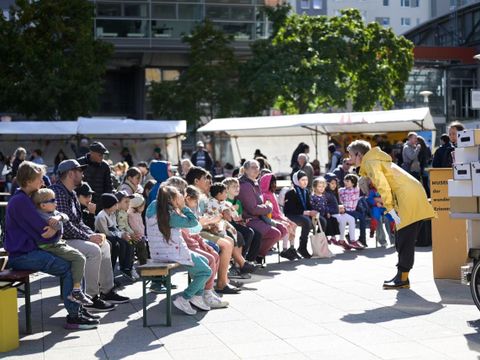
xmin=462 ymin=249 xmax=480 ymax=311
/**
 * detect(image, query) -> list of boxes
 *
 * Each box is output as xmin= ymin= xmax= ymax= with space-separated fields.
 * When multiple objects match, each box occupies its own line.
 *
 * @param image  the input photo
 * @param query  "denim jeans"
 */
xmin=183 ymin=252 xmax=212 ymax=299
xmin=346 ymin=210 xmax=366 ymax=242
xmin=8 ymin=250 xmax=79 ymax=316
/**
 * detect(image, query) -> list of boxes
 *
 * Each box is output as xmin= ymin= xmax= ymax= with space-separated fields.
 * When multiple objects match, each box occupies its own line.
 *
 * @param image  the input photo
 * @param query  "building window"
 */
xmin=300 ymin=0 xmax=310 ymax=9
xmin=383 ymin=0 xmax=389 ymax=5
xmin=411 ymin=0 xmax=419 ymax=7
xmin=312 ymin=0 xmax=322 ymax=9
xmin=401 ymin=17 xmax=411 ymax=26
xmin=376 ymin=17 xmax=390 ymax=26
xmin=401 ymin=0 xmax=410 ymax=6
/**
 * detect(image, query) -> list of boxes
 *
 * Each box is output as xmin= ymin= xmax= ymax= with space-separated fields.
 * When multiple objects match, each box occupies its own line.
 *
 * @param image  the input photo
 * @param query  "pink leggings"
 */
xmin=192 ymin=248 xmax=219 ymax=290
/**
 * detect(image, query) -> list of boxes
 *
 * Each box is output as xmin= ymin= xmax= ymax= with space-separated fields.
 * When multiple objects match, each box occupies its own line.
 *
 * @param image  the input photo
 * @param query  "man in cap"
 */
xmin=77 ymin=141 xmax=113 ymax=211
xmin=191 ymin=140 xmax=213 ymax=173
xmin=51 ymin=160 xmax=129 ymax=312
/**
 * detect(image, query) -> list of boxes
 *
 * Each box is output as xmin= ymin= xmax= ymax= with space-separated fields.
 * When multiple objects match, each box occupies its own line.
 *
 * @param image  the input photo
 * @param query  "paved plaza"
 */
xmin=4 ymin=240 xmax=480 ymax=360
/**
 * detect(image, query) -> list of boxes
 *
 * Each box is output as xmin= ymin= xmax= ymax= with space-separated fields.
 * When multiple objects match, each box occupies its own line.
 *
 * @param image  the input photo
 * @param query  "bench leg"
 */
xmin=166 ymin=274 xmax=172 ymax=327
xmin=142 ymin=279 xmax=147 ymax=327
xmin=25 ymin=278 xmax=32 ymax=334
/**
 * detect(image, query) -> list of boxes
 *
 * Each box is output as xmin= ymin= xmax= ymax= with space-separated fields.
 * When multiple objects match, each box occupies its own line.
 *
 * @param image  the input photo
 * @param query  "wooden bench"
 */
xmin=137 ymin=262 xmax=180 ymax=327
xmin=0 ymin=269 xmax=35 ymax=334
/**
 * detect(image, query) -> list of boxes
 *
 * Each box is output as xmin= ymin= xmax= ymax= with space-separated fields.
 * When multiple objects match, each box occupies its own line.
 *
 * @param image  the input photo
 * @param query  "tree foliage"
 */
xmin=242 ymin=7 xmax=414 ymax=114
xmin=150 ymin=20 xmax=239 ymax=129
xmin=0 ymin=0 xmax=112 ymax=119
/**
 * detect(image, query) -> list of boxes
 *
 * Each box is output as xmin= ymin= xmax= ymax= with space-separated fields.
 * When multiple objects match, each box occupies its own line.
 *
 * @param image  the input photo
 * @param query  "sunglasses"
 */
xmin=41 ymin=199 xmax=57 ymax=204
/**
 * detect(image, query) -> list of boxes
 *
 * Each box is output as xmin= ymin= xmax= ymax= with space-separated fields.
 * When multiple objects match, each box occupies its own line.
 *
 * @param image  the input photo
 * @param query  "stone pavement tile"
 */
xmin=388 ymin=322 xmax=461 ymax=341
xmin=419 ymin=335 xmax=480 ymax=356
xmin=321 ymin=322 xmax=409 ymax=345
xmin=227 ymin=338 xmax=297 ymax=358
xmin=43 ymin=345 xmax=107 ymax=360
xmin=266 ymin=322 xmax=331 ymax=339
xmin=303 ymin=346 xmax=382 ymax=360
xmin=289 ymin=303 xmax=348 ymax=324
xmin=359 ymin=341 xmax=446 ymax=359
xmin=196 ymin=307 xmax=246 ymax=324
xmin=285 ymin=333 xmax=360 ymax=353
xmin=3 ymin=354 xmax=44 ymax=360
xmin=162 ymin=333 xmax=226 ymax=350
xmin=43 ymin=329 xmax=102 ymax=350
xmin=102 ymin=339 xmax=166 ymax=358
xmin=150 ymin=322 xmax=211 ymax=339
xmin=203 ymin=320 xmax=279 ymax=345
xmin=246 ymin=352 xmax=309 ymax=360
xmin=339 ymin=305 xmax=416 ymax=324
xmin=168 ymin=347 xmax=240 ymax=360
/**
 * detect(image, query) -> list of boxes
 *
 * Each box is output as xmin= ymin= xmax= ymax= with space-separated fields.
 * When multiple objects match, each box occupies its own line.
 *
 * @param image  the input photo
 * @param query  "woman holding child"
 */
xmin=4 ymin=161 xmax=98 ymax=329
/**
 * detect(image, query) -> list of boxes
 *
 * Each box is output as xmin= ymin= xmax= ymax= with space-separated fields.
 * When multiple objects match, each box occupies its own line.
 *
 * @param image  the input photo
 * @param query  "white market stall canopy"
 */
xmin=0 ymin=118 xmax=186 ymax=139
xmin=0 ymin=121 xmax=77 ymax=137
xmin=197 ymin=107 xmax=435 ymax=136
xmin=77 ymin=118 xmax=186 ymax=138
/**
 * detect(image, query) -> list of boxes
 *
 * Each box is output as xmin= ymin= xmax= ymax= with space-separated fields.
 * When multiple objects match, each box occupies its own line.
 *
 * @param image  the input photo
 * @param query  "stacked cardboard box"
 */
xmin=448 ymin=129 xmax=480 ymax=249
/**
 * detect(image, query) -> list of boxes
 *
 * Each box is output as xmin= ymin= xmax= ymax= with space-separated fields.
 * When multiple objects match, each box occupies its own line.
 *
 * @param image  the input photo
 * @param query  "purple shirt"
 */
xmin=5 ymin=189 xmax=56 ymax=258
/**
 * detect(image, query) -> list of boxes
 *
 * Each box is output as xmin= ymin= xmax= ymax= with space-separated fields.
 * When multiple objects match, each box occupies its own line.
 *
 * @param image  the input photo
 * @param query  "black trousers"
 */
xmin=232 ymin=222 xmax=261 ymax=262
xmin=108 ymin=235 xmax=134 ymax=272
xmin=395 ymin=220 xmax=423 ymax=272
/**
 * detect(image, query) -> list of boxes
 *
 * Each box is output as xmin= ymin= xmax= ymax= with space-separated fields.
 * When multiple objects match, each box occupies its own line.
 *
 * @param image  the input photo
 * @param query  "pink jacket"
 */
xmin=127 ymin=209 xmax=145 ymax=236
xmin=259 ymin=173 xmax=287 ymax=222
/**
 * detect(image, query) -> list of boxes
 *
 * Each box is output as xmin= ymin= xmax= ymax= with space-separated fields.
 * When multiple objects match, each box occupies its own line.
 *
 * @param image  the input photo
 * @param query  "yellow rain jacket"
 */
xmin=359 ymin=147 xmax=435 ymax=230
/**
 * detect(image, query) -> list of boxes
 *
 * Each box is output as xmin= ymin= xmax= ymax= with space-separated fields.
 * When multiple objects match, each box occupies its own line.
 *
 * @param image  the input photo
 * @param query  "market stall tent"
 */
xmin=0 ymin=118 xmax=187 ymax=166
xmin=197 ymin=107 xmax=435 ymax=173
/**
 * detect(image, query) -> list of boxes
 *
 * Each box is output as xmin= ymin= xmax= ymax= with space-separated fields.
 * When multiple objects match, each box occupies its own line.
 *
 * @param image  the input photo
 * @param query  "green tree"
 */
xmin=241 ymin=7 xmax=414 ymax=114
xmin=150 ymin=20 xmax=240 ymax=129
xmin=0 ymin=0 xmax=112 ymax=119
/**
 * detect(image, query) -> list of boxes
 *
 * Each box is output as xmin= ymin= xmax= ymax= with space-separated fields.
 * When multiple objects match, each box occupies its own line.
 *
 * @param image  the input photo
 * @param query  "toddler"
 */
xmin=32 ymin=188 xmax=91 ymax=305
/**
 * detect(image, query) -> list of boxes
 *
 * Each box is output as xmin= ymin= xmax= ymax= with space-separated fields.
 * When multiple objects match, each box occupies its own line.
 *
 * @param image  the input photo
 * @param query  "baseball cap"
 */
xmin=196 ymin=141 xmax=204 ymax=148
xmin=57 ymin=159 xmax=87 ymax=174
xmin=129 ymin=193 xmax=145 ymax=208
xmin=114 ymin=190 xmax=135 ymax=202
xmin=76 ymin=182 xmax=94 ymax=196
xmin=89 ymin=141 xmax=109 ymax=154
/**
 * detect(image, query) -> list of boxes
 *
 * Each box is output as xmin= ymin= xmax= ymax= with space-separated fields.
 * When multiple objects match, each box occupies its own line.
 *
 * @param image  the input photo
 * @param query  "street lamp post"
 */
xmin=419 ymin=90 xmax=433 ymax=104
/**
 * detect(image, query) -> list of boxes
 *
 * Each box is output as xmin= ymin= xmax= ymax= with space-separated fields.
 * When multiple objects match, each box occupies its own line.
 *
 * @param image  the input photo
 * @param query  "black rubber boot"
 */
xmin=383 ymin=271 xmax=410 ymax=290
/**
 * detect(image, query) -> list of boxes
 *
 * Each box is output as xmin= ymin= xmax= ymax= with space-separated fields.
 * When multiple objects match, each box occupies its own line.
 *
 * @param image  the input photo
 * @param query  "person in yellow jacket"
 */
xmin=347 ymin=140 xmax=435 ymax=289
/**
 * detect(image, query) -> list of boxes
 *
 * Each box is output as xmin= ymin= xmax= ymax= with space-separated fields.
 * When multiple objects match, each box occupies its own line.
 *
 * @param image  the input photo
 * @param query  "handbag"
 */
xmin=310 ymin=217 xmax=334 ymax=258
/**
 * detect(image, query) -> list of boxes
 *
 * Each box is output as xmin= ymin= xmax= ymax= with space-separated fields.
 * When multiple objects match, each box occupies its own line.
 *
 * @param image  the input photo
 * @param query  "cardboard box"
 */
xmin=448 ymin=179 xmax=473 ymax=197
xmin=458 ymin=129 xmax=480 ymax=148
xmin=467 ymin=220 xmax=480 ymax=249
xmin=473 ymin=161 xmax=480 ymax=196
xmin=450 ymin=197 xmax=479 ymax=213
xmin=454 ymin=147 xmax=480 ymax=163
xmin=453 ymin=163 xmax=472 ymax=180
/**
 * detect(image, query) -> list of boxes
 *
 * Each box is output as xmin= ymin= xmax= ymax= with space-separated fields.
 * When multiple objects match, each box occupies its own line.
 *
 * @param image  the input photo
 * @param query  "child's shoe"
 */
xmin=337 ymin=240 xmax=351 ymax=251
xmin=189 ymin=295 xmax=211 ymax=311
xmin=204 ymin=290 xmax=229 ymax=309
xmin=68 ymin=289 xmax=94 ymax=306
xmin=173 ymin=296 xmax=197 ymax=315
xmin=349 ymin=241 xmax=365 ymax=250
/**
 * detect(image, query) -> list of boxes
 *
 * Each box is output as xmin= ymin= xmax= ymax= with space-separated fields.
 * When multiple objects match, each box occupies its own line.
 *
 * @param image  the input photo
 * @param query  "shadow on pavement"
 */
xmin=340 ymin=289 xmax=444 ymax=324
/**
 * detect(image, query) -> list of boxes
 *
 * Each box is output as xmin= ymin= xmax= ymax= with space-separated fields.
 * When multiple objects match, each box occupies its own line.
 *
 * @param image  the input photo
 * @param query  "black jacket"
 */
xmin=284 ymin=188 xmax=312 ymax=216
xmin=77 ymin=154 xmax=113 ymax=206
xmin=432 ymin=143 xmax=454 ymax=168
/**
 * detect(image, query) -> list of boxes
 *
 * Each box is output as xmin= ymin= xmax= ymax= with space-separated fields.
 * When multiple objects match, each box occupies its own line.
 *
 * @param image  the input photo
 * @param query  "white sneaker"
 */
xmin=173 ymin=296 xmax=197 ymax=315
xmin=131 ymin=268 xmax=140 ymax=280
xmin=204 ymin=290 xmax=229 ymax=309
xmin=189 ymin=295 xmax=211 ymax=311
